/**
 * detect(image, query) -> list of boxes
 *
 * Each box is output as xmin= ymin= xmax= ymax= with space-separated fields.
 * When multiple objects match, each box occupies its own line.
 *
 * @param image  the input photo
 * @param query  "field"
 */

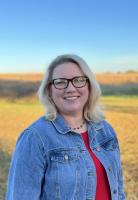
xmin=0 ymin=96 xmax=138 ymax=200
xmin=0 ymin=73 xmax=138 ymax=98
xmin=0 ymin=72 xmax=138 ymax=84
xmin=0 ymin=72 xmax=138 ymax=199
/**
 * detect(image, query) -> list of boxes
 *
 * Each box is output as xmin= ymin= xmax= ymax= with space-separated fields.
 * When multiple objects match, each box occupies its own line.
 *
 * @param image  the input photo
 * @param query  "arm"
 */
xmin=118 ymin=161 xmax=126 ymax=200
xmin=107 ymin=123 xmax=126 ymax=200
xmin=6 ymin=128 xmax=47 ymax=200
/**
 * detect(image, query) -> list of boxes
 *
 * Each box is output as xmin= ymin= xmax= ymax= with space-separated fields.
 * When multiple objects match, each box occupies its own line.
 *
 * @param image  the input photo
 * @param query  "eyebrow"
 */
xmin=52 ymin=76 xmax=86 ymax=80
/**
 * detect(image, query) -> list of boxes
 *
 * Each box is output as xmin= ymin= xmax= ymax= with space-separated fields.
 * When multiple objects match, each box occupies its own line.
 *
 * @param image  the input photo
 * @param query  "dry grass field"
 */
xmin=0 ymin=95 xmax=138 ymax=200
xmin=0 ymin=73 xmax=43 ymax=82
xmin=96 ymin=72 xmax=138 ymax=84
xmin=0 ymin=72 xmax=138 ymax=84
xmin=0 ymin=72 xmax=138 ymax=199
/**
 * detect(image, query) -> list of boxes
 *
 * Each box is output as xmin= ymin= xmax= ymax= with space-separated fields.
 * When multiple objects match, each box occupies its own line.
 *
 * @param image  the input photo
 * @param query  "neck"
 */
xmin=62 ymin=114 xmax=87 ymax=134
xmin=62 ymin=114 xmax=84 ymax=127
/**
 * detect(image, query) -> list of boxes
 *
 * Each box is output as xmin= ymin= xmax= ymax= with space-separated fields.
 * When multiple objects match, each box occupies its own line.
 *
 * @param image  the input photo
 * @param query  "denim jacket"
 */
xmin=6 ymin=115 xmax=126 ymax=200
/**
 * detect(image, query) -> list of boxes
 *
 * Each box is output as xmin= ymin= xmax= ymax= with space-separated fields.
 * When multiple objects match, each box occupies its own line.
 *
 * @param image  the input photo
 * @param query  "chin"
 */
xmin=65 ymin=108 xmax=82 ymax=115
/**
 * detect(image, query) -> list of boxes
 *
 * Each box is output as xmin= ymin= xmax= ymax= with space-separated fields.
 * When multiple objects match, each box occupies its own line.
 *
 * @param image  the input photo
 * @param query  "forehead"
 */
xmin=52 ymin=62 xmax=84 ymax=78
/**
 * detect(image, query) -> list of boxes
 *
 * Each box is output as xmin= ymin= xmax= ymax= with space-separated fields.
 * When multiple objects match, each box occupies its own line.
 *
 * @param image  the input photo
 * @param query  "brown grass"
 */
xmin=96 ymin=72 xmax=138 ymax=84
xmin=0 ymin=73 xmax=43 ymax=82
xmin=0 ymin=72 xmax=138 ymax=84
xmin=0 ymin=96 xmax=138 ymax=199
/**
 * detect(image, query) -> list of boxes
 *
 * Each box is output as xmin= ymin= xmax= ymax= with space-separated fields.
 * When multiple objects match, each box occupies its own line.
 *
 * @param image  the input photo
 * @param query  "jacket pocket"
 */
xmin=48 ymin=149 xmax=81 ymax=199
xmin=50 ymin=149 xmax=79 ymax=163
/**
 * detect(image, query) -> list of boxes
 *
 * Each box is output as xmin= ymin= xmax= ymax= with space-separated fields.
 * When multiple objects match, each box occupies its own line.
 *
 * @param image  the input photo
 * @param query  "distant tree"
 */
xmin=125 ymin=70 xmax=138 ymax=73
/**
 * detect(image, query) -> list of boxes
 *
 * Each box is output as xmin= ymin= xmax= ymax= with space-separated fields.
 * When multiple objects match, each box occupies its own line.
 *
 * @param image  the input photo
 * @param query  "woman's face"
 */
xmin=50 ymin=62 xmax=89 ymax=117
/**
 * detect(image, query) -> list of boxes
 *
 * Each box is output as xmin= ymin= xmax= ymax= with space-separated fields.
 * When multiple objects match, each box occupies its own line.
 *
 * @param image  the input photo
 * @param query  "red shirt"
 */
xmin=81 ymin=131 xmax=111 ymax=200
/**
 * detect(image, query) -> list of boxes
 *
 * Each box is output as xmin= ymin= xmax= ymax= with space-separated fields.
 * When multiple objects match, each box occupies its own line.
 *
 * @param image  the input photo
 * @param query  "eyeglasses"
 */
xmin=50 ymin=76 xmax=89 ymax=89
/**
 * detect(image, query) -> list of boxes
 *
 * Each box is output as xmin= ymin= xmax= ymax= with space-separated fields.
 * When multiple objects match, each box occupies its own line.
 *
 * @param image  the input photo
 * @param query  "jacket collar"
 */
xmin=51 ymin=114 xmax=114 ymax=149
xmin=52 ymin=114 xmax=103 ymax=135
xmin=52 ymin=114 xmax=71 ymax=134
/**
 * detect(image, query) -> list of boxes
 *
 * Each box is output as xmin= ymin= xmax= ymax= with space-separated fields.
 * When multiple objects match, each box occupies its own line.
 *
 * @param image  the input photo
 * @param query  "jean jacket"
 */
xmin=6 ymin=115 xmax=126 ymax=200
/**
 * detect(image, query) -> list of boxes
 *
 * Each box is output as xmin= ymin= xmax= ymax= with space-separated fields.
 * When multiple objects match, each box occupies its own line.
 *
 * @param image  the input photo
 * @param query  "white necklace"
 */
xmin=69 ymin=121 xmax=85 ymax=131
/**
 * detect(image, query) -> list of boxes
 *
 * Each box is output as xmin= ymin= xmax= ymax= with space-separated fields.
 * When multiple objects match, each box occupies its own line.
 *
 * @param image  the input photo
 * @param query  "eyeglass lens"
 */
xmin=52 ymin=76 xmax=88 ymax=89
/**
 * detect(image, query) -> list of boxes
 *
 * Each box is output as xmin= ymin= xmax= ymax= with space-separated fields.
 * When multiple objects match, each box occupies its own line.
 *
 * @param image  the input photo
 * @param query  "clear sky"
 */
xmin=0 ymin=0 xmax=138 ymax=73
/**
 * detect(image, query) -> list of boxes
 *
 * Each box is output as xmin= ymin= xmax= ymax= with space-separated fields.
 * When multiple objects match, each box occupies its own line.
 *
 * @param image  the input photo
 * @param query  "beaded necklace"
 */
xmin=69 ymin=121 xmax=85 ymax=131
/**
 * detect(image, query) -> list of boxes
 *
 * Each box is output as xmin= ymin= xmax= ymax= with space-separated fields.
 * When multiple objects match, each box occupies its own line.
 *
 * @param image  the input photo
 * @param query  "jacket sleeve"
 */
xmin=6 ymin=128 xmax=47 ymax=200
xmin=118 ymin=163 xmax=126 ymax=200
xmin=107 ymin=122 xmax=126 ymax=200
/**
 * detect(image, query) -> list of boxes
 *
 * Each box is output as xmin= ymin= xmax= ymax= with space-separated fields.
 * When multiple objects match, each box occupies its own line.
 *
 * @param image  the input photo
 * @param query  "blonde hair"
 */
xmin=38 ymin=54 xmax=104 ymax=122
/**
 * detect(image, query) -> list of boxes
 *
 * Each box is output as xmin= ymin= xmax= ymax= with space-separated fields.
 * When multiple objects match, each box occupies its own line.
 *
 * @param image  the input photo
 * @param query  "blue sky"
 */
xmin=0 ymin=0 xmax=138 ymax=73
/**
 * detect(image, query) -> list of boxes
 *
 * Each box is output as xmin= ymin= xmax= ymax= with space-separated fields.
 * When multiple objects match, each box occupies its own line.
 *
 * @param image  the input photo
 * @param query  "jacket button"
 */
xmin=108 ymin=166 xmax=112 ymax=172
xmin=64 ymin=154 xmax=69 ymax=160
xmin=80 ymin=149 xmax=85 ymax=153
xmin=96 ymin=147 xmax=100 ymax=151
xmin=88 ymin=171 xmax=94 ymax=176
xmin=113 ymin=189 xmax=117 ymax=194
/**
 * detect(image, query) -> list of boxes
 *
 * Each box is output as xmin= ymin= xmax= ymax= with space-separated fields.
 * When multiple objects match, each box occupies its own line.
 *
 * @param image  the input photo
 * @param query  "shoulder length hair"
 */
xmin=38 ymin=54 xmax=104 ymax=122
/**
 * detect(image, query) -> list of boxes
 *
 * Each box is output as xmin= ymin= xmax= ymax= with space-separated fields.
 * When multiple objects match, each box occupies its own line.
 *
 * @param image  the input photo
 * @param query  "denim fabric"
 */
xmin=6 ymin=115 xmax=126 ymax=200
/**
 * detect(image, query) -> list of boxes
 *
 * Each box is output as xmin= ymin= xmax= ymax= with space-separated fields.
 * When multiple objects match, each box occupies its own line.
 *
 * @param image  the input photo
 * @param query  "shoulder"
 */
xmin=90 ymin=120 xmax=121 ymax=150
xmin=102 ymin=120 xmax=117 ymax=136
xmin=17 ymin=115 xmax=60 ymax=142
xmin=16 ymin=116 xmax=52 ymax=149
xmin=11 ymin=117 xmax=48 ymax=171
xmin=29 ymin=115 xmax=51 ymax=129
xmin=91 ymin=119 xmax=117 ymax=138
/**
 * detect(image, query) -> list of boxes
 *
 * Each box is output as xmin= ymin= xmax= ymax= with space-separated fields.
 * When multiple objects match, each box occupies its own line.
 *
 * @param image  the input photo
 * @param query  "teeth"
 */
xmin=64 ymin=97 xmax=78 ymax=100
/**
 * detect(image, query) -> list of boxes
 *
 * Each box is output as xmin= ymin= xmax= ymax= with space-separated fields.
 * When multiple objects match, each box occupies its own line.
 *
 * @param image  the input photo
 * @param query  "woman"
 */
xmin=6 ymin=54 xmax=126 ymax=200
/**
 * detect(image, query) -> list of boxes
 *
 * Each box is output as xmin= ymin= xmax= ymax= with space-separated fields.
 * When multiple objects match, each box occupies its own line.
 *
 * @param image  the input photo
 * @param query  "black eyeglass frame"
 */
xmin=50 ymin=76 xmax=89 ymax=90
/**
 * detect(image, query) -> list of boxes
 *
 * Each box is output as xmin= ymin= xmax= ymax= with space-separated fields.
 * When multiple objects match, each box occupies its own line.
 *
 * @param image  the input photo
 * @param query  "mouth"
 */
xmin=63 ymin=96 xmax=80 ymax=100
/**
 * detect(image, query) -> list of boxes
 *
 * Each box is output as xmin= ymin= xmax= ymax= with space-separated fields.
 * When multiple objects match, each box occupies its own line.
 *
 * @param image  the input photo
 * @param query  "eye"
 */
xmin=53 ymin=78 xmax=68 ymax=89
xmin=76 ymin=77 xmax=85 ymax=81
xmin=54 ymin=79 xmax=66 ymax=85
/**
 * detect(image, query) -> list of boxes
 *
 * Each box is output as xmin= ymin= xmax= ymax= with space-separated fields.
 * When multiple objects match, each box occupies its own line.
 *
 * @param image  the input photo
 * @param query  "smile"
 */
xmin=64 ymin=96 xmax=80 ymax=100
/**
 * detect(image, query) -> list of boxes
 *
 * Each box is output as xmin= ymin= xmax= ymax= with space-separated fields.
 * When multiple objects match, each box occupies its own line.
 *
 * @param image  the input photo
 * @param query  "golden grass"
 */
xmin=0 ymin=96 xmax=138 ymax=199
xmin=96 ymin=73 xmax=138 ymax=84
xmin=102 ymin=96 xmax=138 ymax=199
xmin=0 ymin=72 xmax=138 ymax=84
xmin=0 ymin=73 xmax=43 ymax=82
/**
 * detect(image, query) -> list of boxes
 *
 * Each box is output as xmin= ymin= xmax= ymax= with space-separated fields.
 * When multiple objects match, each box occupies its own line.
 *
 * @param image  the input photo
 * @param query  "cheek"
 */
xmin=84 ymin=92 xmax=89 ymax=103
xmin=51 ymin=88 xmax=63 ymax=102
xmin=81 ymin=86 xmax=89 ymax=99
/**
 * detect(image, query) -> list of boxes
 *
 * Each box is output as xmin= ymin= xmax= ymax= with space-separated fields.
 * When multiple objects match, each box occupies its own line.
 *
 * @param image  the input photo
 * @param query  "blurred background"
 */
xmin=0 ymin=0 xmax=138 ymax=199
